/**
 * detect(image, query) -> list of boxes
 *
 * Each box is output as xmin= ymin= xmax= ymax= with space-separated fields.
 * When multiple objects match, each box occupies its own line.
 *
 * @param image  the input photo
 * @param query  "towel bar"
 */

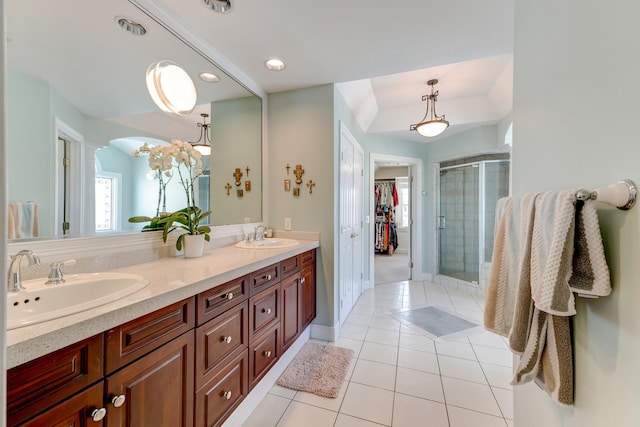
xmin=576 ymin=179 xmax=637 ymax=210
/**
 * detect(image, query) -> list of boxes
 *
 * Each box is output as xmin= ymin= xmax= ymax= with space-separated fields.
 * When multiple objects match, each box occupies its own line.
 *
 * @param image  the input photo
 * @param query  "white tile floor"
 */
xmin=242 ymin=280 xmax=514 ymax=427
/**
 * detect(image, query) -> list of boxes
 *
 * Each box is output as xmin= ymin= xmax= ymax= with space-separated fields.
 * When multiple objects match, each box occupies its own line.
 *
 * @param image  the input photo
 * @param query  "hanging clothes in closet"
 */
xmin=374 ymin=180 xmax=399 ymax=254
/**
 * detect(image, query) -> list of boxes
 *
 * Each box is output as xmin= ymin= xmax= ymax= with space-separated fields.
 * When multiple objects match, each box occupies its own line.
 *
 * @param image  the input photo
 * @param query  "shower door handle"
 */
xmin=438 ymin=216 xmax=446 ymax=229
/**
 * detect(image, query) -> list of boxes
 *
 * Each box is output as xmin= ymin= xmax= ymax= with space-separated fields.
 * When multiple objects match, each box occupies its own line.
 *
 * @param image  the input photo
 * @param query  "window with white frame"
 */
xmin=95 ymin=171 xmax=120 ymax=232
xmin=396 ymin=177 xmax=409 ymax=229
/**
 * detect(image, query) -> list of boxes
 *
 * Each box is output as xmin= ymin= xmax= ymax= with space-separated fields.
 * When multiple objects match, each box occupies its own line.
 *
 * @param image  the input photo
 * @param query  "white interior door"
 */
xmin=339 ymin=123 xmax=364 ymax=326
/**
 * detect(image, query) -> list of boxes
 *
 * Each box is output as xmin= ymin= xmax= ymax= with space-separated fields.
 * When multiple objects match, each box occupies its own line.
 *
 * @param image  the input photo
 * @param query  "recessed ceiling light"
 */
xmin=265 ymin=58 xmax=286 ymax=71
xmin=199 ymin=72 xmax=220 ymax=83
xmin=203 ymin=0 xmax=233 ymax=13
xmin=116 ymin=17 xmax=147 ymax=36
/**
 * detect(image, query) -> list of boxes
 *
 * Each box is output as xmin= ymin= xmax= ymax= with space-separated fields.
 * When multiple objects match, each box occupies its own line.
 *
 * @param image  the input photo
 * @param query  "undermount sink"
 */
xmin=235 ymin=238 xmax=300 ymax=250
xmin=7 ymin=272 xmax=149 ymax=330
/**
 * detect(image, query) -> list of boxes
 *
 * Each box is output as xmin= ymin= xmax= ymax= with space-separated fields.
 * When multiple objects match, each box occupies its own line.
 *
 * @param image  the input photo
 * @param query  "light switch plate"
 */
xmin=284 ymin=218 xmax=292 ymax=231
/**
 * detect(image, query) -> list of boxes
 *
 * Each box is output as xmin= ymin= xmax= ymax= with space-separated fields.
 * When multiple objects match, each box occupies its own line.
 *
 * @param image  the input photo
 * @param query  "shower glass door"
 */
xmin=438 ymin=164 xmax=480 ymax=282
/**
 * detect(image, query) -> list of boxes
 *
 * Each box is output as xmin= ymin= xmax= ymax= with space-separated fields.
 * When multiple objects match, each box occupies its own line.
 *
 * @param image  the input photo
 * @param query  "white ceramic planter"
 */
xmin=183 ymin=234 xmax=205 ymax=258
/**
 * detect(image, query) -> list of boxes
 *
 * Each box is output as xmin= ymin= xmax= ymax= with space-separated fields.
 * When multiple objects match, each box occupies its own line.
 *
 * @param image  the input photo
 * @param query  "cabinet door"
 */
xmin=300 ymin=264 xmax=316 ymax=330
xmin=13 ymin=381 xmax=105 ymax=427
xmin=280 ymin=273 xmax=300 ymax=353
xmin=105 ymin=331 xmax=194 ymax=427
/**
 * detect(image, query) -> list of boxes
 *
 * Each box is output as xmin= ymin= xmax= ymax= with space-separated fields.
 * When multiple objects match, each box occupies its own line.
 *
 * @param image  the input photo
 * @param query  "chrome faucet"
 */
xmin=254 ymin=224 xmax=266 ymax=241
xmin=45 ymin=259 xmax=76 ymax=285
xmin=7 ymin=250 xmax=41 ymax=292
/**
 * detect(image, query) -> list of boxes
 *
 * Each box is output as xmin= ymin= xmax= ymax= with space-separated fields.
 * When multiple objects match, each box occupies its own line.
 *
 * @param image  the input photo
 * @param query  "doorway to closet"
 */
xmin=371 ymin=155 xmax=421 ymax=287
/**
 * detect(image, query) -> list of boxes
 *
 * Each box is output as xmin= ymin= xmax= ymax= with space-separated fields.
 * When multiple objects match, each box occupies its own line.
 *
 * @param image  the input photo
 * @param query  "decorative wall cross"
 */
xmin=225 ymin=182 xmax=232 ymax=196
xmin=294 ymin=164 xmax=305 ymax=184
xmin=245 ymin=165 xmax=250 ymax=176
xmin=233 ymin=168 xmax=243 ymax=186
xmin=285 ymin=163 xmax=291 ymax=175
xmin=306 ymin=180 xmax=316 ymax=194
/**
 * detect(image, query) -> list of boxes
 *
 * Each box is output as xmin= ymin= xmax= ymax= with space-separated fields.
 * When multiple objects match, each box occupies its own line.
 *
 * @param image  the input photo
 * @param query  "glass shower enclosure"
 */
xmin=437 ymin=159 xmax=510 ymax=283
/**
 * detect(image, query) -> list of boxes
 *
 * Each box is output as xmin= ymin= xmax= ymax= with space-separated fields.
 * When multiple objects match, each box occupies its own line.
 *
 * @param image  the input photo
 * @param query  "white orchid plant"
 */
xmin=129 ymin=139 xmax=211 ymax=250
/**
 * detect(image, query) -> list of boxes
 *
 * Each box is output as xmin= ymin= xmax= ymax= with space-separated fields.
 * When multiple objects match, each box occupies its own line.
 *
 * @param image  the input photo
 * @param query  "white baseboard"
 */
xmin=221 ymin=327 xmax=311 ymax=427
xmin=412 ymin=272 xmax=432 ymax=282
xmin=310 ymin=322 xmax=338 ymax=342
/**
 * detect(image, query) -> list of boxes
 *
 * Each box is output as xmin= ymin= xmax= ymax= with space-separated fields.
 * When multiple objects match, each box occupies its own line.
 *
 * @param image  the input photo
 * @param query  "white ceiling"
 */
xmin=145 ymin=0 xmax=515 ymax=143
xmin=8 ymin=0 xmax=514 ymax=145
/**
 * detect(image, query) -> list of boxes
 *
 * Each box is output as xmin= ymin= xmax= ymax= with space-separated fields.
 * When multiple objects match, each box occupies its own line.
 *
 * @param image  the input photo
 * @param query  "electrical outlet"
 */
xmin=284 ymin=218 xmax=292 ymax=231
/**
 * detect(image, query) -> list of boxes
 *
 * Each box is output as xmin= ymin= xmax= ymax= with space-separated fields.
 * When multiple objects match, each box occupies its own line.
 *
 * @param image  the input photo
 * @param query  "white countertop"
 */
xmin=6 ymin=239 xmax=319 ymax=369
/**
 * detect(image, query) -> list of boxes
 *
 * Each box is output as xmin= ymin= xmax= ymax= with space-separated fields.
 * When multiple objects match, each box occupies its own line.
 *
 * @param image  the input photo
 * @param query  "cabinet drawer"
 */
xmin=280 ymin=255 xmax=300 ymax=278
xmin=197 ymin=275 xmax=248 ymax=326
xmin=105 ymin=297 xmax=195 ymax=374
xmin=11 ymin=381 xmax=105 ymax=427
xmin=7 ymin=334 xmax=103 ymax=425
xmin=195 ymin=301 xmax=248 ymax=389
xmin=249 ymin=285 xmax=280 ymax=342
xmin=249 ymin=325 xmax=280 ymax=389
xmin=195 ymin=349 xmax=249 ymax=427
xmin=300 ymin=249 xmax=315 ymax=268
xmin=249 ymin=263 xmax=280 ymax=295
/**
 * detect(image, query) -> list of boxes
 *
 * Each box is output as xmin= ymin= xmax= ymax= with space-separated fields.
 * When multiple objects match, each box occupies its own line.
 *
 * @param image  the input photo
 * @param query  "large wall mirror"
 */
xmin=6 ymin=0 xmax=262 ymax=242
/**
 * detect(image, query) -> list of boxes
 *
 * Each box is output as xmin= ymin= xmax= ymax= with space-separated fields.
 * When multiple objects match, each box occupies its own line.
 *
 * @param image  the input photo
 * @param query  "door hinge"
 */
xmin=361 ymin=272 xmax=363 ymax=279
xmin=62 ymin=222 xmax=70 ymax=231
xmin=361 ymin=169 xmax=364 ymax=176
xmin=63 ymin=157 xmax=70 ymax=167
xmin=409 ymin=262 xmax=414 ymax=268
xmin=410 ymin=218 xmax=414 ymax=225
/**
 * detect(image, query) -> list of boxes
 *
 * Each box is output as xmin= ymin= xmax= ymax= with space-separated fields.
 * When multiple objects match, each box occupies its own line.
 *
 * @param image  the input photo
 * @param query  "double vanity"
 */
xmin=5 ymin=238 xmax=318 ymax=426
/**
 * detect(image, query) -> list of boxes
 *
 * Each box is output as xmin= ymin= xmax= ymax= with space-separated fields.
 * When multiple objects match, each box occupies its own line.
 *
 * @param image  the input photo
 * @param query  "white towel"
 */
xmin=8 ymin=202 xmax=39 ymax=239
xmin=530 ymin=190 xmax=611 ymax=316
xmin=485 ymin=190 xmax=611 ymax=406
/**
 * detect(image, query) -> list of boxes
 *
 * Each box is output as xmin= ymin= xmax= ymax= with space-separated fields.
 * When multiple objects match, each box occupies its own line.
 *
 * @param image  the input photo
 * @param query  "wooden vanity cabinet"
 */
xmin=7 ymin=248 xmax=317 ymax=427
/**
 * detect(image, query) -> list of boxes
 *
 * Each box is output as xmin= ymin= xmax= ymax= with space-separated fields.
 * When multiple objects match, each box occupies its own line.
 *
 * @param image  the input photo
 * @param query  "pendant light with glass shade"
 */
xmin=189 ymin=113 xmax=212 ymax=156
xmin=410 ymin=79 xmax=449 ymax=138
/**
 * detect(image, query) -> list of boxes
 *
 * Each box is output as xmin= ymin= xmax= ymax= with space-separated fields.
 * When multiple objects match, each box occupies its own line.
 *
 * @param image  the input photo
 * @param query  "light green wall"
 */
xmin=8 ymin=70 xmax=57 ymax=236
xmin=211 ymin=96 xmax=262 ymax=225
xmin=513 ymin=0 xmax=640 ymax=425
xmin=268 ymin=84 xmax=335 ymax=327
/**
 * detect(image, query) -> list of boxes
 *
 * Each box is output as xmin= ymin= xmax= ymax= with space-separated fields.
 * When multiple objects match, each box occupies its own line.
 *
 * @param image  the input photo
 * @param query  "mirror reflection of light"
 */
xmin=146 ymin=60 xmax=197 ymax=115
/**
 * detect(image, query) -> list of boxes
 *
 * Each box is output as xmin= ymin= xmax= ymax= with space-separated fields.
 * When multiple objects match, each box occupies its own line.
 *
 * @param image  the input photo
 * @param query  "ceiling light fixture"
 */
xmin=116 ymin=17 xmax=147 ymax=36
xmin=189 ymin=113 xmax=212 ymax=156
xmin=146 ymin=60 xmax=197 ymax=115
xmin=199 ymin=72 xmax=220 ymax=83
xmin=265 ymin=58 xmax=286 ymax=71
xmin=203 ymin=0 xmax=233 ymax=13
xmin=410 ymin=79 xmax=449 ymax=138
